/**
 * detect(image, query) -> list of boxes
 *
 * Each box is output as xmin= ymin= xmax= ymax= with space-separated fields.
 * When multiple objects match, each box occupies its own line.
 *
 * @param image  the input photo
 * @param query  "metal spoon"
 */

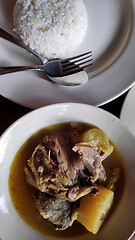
xmin=0 ymin=28 xmax=88 ymax=86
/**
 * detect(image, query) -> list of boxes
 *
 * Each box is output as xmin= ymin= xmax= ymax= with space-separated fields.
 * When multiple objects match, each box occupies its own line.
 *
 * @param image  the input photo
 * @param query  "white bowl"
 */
xmin=0 ymin=103 xmax=135 ymax=240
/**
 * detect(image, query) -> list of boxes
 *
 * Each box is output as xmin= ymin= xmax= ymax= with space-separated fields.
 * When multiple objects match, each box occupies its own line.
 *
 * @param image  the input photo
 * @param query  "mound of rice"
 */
xmin=13 ymin=0 xmax=88 ymax=59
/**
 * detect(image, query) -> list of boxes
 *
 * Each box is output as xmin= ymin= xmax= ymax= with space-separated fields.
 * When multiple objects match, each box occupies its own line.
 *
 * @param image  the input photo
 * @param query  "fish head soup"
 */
xmin=8 ymin=122 xmax=124 ymax=237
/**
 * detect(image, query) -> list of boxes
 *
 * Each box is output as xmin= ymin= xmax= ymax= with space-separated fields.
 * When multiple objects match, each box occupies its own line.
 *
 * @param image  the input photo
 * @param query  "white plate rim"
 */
xmin=120 ymin=85 xmax=135 ymax=135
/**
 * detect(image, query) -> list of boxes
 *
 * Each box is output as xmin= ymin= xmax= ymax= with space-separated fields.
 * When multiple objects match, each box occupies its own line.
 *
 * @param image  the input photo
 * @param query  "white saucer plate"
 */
xmin=120 ymin=85 xmax=135 ymax=136
xmin=0 ymin=0 xmax=134 ymax=108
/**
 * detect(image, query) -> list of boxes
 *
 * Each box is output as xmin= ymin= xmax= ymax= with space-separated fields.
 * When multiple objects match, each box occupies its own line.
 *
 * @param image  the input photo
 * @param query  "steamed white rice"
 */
xmin=13 ymin=0 xmax=88 ymax=59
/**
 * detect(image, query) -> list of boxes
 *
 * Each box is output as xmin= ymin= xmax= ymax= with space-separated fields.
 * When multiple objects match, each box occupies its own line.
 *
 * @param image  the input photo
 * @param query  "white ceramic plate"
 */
xmin=0 ymin=103 xmax=135 ymax=240
xmin=120 ymin=85 xmax=135 ymax=136
xmin=0 ymin=0 xmax=134 ymax=108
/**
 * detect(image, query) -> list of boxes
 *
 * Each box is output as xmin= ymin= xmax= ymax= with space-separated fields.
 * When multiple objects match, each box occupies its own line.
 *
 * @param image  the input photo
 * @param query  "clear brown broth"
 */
xmin=8 ymin=122 xmax=124 ymax=238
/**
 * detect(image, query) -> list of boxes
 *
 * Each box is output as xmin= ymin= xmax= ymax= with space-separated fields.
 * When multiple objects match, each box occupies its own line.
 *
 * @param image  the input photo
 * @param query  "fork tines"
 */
xmin=62 ymin=51 xmax=93 ymax=75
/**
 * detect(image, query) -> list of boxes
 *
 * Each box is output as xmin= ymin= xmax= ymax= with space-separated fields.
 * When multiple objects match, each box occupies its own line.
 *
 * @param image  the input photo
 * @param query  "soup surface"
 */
xmin=8 ymin=122 xmax=124 ymax=238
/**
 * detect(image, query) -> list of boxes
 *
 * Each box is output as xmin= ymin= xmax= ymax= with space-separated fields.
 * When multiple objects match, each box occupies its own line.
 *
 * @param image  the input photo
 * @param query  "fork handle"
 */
xmin=0 ymin=66 xmax=41 ymax=75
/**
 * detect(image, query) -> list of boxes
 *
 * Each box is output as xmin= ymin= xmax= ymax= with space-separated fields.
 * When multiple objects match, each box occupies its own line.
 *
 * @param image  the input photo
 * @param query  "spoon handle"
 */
xmin=0 ymin=66 xmax=41 ymax=75
xmin=0 ymin=28 xmax=47 ymax=64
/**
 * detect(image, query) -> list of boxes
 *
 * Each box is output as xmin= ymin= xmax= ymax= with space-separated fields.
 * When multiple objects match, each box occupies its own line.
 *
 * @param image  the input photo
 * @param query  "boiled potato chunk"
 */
xmin=76 ymin=186 xmax=114 ymax=234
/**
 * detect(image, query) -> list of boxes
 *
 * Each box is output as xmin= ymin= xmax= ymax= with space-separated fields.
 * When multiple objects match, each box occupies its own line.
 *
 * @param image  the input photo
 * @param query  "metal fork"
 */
xmin=0 ymin=28 xmax=92 ymax=85
xmin=0 ymin=51 xmax=93 ymax=77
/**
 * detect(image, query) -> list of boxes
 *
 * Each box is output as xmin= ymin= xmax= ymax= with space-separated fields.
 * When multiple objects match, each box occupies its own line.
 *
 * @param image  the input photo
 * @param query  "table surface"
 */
xmin=0 ymin=92 xmax=135 ymax=240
